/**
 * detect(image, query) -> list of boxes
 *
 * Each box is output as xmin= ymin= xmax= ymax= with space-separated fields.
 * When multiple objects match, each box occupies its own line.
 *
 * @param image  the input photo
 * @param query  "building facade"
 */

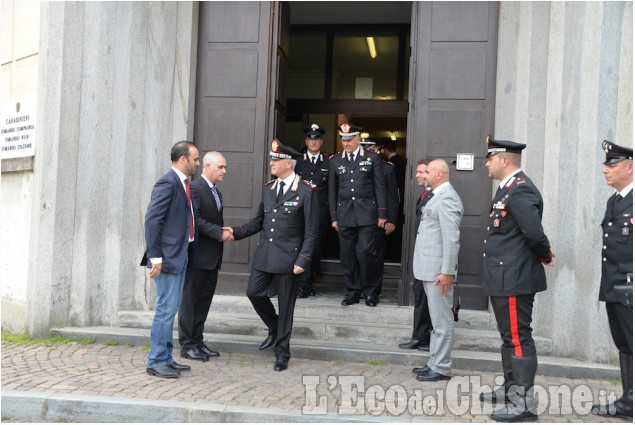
xmin=0 ymin=1 xmax=632 ymax=365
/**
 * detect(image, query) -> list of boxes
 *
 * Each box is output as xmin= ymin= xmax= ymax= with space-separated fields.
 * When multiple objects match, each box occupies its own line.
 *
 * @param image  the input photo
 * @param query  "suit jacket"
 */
xmin=413 ymin=183 xmax=463 ymax=282
xmin=141 ymin=169 xmax=197 ymax=274
xmin=190 ymin=176 xmax=224 ymax=271
xmin=482 ymin=171 xmax=551 ymax=296
xmin=415 ymin=188 xmax=434 ymax=232
xmin=600 ymin=189 xmax=633 ymax=302
xmin=328 ymin=147 xmax=387 ymax=226
xmin=232 ymin=174 xmax=319 ymax=273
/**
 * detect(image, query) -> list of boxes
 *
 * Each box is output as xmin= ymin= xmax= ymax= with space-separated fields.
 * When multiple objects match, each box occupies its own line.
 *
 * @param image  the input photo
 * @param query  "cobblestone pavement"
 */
xmin=1 ymin=341 xmax=628 ymax=423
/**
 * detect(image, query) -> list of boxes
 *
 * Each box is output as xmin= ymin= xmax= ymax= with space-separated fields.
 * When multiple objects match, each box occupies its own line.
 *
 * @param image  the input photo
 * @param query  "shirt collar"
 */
xmin=171 ymin=167 xmax=188 ymax=184
xmin=499 ymin=169 xmax=522 ymax=189
xmin=618 ymin=182 xmax=633 ymax=198
xmin=432 ymin=181 xmax=450 ymax=195
xmin=278 ymin=172 xmax=296 ymax=189
xmin=201 ymin=175 xmax=215 ymax=188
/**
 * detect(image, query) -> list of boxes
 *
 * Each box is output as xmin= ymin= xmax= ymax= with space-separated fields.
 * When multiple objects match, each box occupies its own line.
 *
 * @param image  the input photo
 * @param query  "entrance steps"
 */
xmin=52 ymin=294 xmax=619 ymax=380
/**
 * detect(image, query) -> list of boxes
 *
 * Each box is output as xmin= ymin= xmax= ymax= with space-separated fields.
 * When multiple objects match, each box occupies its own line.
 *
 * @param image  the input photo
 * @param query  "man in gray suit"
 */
xmin=412 ymin=159 xmax=463 ymax=382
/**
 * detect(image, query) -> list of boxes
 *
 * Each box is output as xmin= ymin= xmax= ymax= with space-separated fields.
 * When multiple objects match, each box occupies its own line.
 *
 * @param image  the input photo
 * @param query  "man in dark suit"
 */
xmin=141 ymin=141 xmax=200 ymax=379
xmin=178 ymin=151 xmax=232 ymax=362
xmin=382 ymin=140 xmax=406 ymax=263
xmin=229 ymin=140 xmax=319 ymax=371
xmin=294 ymin=123 xmax=330 ymax=298
xmin=401 ymin=157 xmax=433 ymax=352
xmin=360 ymin=135 xmax=398 ymax=300
xmin=480 ymin=136 xmax=555 ymax=422
xmin=328 ymin=123 xmax=387 ymax=307
xmin=592 ymin=140 xmax=632 ymax=420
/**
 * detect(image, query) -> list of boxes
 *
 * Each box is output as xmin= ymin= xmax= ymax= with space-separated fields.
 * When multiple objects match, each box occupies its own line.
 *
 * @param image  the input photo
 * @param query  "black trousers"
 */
xmin=606 ymin=302 xmax=633 ymax=356
xmin=299 ymin=213 xmax=329 ymax=293
xmin=412 ymin=279 xmax=433 ymax=343
xmin=490 ymin=294 xmax=536 ymax=357
xmin=247 ymin=269 xmax=299 ymax=362
xmin=338 ymin=224 xmax=377 ymax=298
xmin=371 ymin=226 xmax=387 ymax=296
xmin=178 ymin=268 xmax=218 ymax=351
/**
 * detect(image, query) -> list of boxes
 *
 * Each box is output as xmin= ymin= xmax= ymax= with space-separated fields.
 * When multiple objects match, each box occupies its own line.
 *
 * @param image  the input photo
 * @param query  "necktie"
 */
xmin=211 ymin=186 xmax=222 ymax=211
xmin=422 ymin=191 xmax=434 ymax=206
xmin=610 ymin=194 xmax=623 ymax=217
xmin=185 ymin=179 xmax=194 ymax=239
xmin=277 ymin=181 xmax=285 ymax=203
xmin=419 ymin=188 xmax=429 ymax=202
xmin=311 ymin=156 xmax=316 ymax=165
xmin=349 ymin=153 xmax=354 ymax=163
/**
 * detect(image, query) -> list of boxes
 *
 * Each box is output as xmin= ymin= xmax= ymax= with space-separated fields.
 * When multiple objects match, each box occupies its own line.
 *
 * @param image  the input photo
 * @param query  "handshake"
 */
xmin=221 ymin=226 xmax=234 ymax=242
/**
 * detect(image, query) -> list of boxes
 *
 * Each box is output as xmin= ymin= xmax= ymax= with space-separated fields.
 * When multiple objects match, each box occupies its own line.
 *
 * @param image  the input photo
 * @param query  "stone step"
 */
xmin=50 ymin=326 xmax=619 ymax=380
xmin=116 ymin=295 xmax=549 ymax=355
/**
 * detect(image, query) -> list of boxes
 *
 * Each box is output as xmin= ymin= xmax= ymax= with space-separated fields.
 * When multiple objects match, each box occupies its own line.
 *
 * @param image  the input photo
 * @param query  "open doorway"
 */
xmin=276 ymin=2 xmax=412 ymax=302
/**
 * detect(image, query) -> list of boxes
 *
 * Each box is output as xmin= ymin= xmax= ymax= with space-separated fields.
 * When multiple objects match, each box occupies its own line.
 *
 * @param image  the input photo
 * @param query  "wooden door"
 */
xmin=194 ymin=2 xmax=275 ymax=287
xmin=404 ymin=2 xmax=499 ymax=309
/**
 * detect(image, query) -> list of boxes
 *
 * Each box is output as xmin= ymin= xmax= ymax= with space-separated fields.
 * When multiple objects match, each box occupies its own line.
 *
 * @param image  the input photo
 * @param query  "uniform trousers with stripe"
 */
xmin=338 ymin=224 xmax=377 ymax=298
xmin=490 ymin=294 xmax=536 ymax=357
xmin=246 ymin=269 xmax=299 ymax=363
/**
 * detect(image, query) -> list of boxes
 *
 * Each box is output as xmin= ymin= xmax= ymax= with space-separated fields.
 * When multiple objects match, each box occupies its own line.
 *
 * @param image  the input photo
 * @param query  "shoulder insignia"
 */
xmin=515 ymin=177 xmax=526 ymax=186
xmin=301 ymin=179 xmax=317 ymax=189
xmin=264 ymin=179 xmax=276 ymax=187
xmin=329 ymin=152 xmax=341 ymax=159
xmin=382 ymin=160 xmax=394 ymax=166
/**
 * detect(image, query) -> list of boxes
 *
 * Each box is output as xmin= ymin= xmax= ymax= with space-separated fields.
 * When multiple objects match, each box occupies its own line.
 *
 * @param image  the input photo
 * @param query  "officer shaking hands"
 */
xmin=592 ymin=140 xmax=633 ymax=420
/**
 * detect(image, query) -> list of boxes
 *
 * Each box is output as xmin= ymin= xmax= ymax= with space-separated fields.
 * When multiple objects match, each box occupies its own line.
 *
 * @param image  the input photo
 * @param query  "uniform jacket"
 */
xmin=600 ymin=189 xmax=633 ymax=302
xmin=141 ymin=169 xmax=197 ymax=274
xmin=232 ymin=174 xmax=319 ymax=273
xmin=413 ymin=183 xmax=463 ymax=282
xmin=294 ymin=152 xmax=330 ymax=217
xmin=482 ymin=171 xmax=551 ymax=296
xmin=328 ymin=147 xmax=387 ymax=226
xmin=381 ymin=160 xmax=399 ymax=225
xmin=190 ymin=176 xmax=224 ymax=271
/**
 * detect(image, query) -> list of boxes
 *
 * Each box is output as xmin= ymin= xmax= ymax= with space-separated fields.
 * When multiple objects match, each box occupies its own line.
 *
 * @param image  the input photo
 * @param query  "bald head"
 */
xmin=424 ymin=159 xmax=450 ymax=189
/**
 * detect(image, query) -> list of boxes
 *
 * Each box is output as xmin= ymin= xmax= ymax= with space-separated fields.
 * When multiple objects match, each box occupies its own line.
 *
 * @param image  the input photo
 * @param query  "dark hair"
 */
xmin=171 ymin=141 xmax=194 ymax=163
xmin=417 ymin=157 xmax=433 ymax=166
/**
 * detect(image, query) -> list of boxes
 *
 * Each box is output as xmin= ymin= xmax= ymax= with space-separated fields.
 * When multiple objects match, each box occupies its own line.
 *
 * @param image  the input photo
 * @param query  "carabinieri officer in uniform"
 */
xmin=592 ymin=140 xmax=633 ymax=420
xmin=294 ymin=123 xmax=330 ymax=298
xmin=328 ymin=123 xmax=387 ymax=307
xmin=230 ymin=140 xmax=319 ymax=372
xmin=480 ymin=136 xmax=556 ymax=422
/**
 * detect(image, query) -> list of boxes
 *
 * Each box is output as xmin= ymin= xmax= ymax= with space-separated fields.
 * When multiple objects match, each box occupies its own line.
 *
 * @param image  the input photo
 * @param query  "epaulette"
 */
xmin=329 ymin=152 xmax=341 ymax=159
xmin=301 ymin=179 xmax=317 ymax=189
xmin=264 ymin=179 xmax=276 ymax=187
xmin=515 ymin=177 xmax=526 ymax=186
xmin=382 ymin=160 xmax=394 ymax=166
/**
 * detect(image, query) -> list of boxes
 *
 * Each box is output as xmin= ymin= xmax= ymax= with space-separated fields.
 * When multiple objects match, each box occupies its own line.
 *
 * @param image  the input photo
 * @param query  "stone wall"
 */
xmin=494 ymin=2 xmax=632 ymax=363
xmin=25 ymin=1 xmax=198 ymax=336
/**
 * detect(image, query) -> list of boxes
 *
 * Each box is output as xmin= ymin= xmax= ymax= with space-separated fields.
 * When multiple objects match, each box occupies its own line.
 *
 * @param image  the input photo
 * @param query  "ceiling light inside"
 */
xmin=366 ymin=37 xmax=377 ymax=59
xmin=390 ymin=131 xmax=397 ymax=141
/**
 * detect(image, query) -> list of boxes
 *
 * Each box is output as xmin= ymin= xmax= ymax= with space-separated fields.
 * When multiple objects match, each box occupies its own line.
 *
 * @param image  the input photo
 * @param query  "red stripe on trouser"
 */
xmin=509 ymin=296 xmax=523 ymax=357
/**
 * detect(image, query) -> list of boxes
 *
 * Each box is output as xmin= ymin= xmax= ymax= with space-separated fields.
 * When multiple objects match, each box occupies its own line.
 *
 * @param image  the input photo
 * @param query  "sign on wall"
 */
xmin=1 ymin=95 xmax=36 ymax=159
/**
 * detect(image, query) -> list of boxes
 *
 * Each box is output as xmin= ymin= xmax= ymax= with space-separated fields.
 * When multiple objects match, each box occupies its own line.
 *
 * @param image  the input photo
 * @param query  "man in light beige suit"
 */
xmin=412 ymin=159 xmax=463 ymax=382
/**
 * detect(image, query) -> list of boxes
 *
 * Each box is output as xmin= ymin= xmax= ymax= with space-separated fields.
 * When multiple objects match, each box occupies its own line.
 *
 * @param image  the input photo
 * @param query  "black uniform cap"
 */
xmin=602 ymin=140 xmax=633 ymax=164
xmin=270 ymin=139 xmax=300 ymax=160
xmin=486 ymin=136 xmax=526 ymax=158
xmin=303 ymin=123 xmax=325 ymax=140
xmin=360 ymin=134 xmax=379 ymax=146
xmin=338 ymin=122 xmax=363 ymax=141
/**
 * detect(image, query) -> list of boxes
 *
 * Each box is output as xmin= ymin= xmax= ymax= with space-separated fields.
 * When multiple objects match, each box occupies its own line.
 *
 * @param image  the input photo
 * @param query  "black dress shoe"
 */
xmin=168 ymin=361 xmax=191 ymax=371
xmin=341 ymin=297 xmax=359 ymax=306
xmin=416 ymin=369 xmax=451 ymax=382
xmin=412 ymin=366 xmax=430 ymax=375
xmin=365 ymin=296 xmax=378 ymax=307
xmin=274 ymin=359 xmax=288 ymax=372
xmin=198 ymin=343 xmax=220 ymax=358
xmin=399 ymin=339 xmax=423 ymax=349
xmin=146 ymin=364 xmax=179 ymax=378
xmin=181 ymin=347 xmax=209 ymax=362
xmin=259 ymin=334 xmax=276 ymax=350
xmin=418 ymin=344 xmax=430 ymax=352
